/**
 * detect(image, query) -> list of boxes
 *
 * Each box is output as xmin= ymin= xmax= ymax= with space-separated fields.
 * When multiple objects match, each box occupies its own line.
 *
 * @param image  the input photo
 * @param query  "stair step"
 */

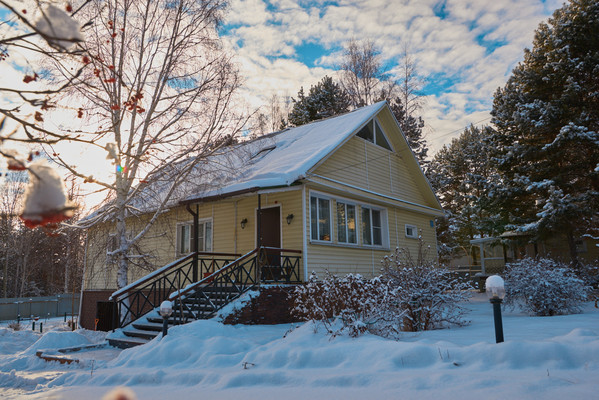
xmin=147 ymin=315 xmax=193 ymax=324
xmin=123 ymin=328 xmax=160 ymax=340
xmin=132 ymin=321 xmax=169 ymax=332
xmin=108 ymin=336 xmax=150 ymax=349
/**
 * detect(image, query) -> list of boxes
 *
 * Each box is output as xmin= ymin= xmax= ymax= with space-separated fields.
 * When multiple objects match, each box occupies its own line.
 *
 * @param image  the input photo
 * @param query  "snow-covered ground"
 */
xmin=1 ymin=293 xmax=598 ymax=399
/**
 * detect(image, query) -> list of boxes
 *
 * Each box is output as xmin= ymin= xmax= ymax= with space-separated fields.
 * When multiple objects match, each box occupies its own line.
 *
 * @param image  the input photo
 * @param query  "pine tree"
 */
xmin=490 ymin=0 xmax=599 ymax=264
xmin=428 ymin=125 xmax=503 ymax=260
xmin=287 ymin=76 xmax=351 ymax=127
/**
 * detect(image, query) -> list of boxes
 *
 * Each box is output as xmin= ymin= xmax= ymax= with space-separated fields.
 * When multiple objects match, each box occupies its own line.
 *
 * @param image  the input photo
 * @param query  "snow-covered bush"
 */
xmin=381 ymin=241 xmax=472 ymax=332
xmin=504 ymin=257 xmax=590 ymax=316
xmin=291 ymin=272 xmax=402 ymax=338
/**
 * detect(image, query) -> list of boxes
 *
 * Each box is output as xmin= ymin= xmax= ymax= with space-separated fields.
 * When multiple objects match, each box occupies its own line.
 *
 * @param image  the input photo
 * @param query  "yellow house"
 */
xmin=80 ymin=101 xmax=443 ymax=338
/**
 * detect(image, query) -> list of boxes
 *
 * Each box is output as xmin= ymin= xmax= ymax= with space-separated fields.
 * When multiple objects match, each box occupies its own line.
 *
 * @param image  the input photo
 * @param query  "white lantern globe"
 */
xmin=485 ymin=275 xmax=506 ymax=300
xmin=159 ymin=300 xmax=173 ymax=317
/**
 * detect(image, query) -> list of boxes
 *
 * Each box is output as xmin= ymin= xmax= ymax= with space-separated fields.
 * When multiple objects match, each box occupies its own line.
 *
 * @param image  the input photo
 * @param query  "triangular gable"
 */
xmin=307 ymin=103 xmax=442 ymax=213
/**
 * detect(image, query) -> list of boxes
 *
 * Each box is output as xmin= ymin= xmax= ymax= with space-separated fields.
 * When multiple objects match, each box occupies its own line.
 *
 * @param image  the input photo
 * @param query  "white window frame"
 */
xmin=176 ymin=218 xmax=213 ymax=256
xmin=405 ymin=224 xmax=418 ymax=239
xmin=336 ymin=200 xmax=357 ymax=244
xmin=310 ymin=193 xmax=332 ymax=242
xmin=361 ymin=206 xmax=387 ymax=247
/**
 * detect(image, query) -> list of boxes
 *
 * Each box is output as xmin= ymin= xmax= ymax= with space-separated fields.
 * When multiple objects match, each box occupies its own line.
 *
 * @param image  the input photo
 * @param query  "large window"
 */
xmin=337 ymin=201 xmax=357 ymax=244
xmin=361 ymin=207 xmax=383 ymax=246
xmin=310 ymin=195 xmax=331 ymax=241
xmin=177 ymin=220 xmax=212 ymax=256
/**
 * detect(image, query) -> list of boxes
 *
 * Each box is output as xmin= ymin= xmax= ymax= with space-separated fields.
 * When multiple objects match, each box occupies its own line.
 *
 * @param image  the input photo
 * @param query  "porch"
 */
xmin=105 ymin=247 xmax=302 ymax=348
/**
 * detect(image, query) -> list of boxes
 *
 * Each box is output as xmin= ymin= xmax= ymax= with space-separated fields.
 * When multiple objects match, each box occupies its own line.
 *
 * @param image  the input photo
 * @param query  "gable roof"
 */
xmin=181 ymin=101 xmax=388 ymax=204
xmin=85 ymin=101 xmax=441 ymax=223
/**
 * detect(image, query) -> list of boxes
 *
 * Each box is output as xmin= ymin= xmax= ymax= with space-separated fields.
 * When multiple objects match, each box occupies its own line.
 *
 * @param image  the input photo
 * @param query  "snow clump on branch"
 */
xmin=19 ymin=160 xmax=76 ymax=229
xmin=34 ymin=4 xmax=84 ymax=50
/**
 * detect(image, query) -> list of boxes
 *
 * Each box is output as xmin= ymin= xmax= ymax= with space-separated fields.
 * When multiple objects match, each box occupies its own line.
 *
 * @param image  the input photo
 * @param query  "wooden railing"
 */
xmin=110 ymin=252 xmax=240 ymax=329
xmin=168 ymin=247 xmax=303 ymax=324
xmin=110 ymin=248 xmax=302 ymax=329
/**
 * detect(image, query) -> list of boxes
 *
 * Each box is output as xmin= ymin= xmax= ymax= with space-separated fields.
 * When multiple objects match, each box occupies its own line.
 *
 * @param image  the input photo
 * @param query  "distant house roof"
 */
xmin=180 ymin=101 xmax=387 ymax=204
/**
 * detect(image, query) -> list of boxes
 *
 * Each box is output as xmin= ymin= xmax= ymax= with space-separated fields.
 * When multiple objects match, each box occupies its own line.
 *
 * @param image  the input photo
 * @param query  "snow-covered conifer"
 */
xmin=490 ymin=0 xmax=599 ymax=263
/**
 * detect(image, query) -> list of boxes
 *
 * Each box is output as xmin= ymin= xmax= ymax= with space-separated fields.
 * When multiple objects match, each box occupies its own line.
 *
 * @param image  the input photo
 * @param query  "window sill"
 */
xmin=309 ymin=240 xmax=389 ymax=251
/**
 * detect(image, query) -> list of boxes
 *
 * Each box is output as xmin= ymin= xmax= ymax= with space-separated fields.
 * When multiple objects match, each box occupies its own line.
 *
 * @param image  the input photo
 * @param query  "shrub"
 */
xmin=291 ymin=272 xmax=402 ymax=338
xmin=504 ymin=257 xmax=590 ymax=316
xmin=291 ymin=239 xmax=472 ymax=337
xmin=381 ymin=240 xmax=472 ymax=331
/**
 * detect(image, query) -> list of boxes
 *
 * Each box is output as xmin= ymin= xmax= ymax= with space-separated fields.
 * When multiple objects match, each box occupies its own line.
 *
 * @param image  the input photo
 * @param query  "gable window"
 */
xmin=356 ymin=119 xmax=392 ymax=151
xmin=336 ymin=201 xmax=357 ymax=244
xmin=362 ymin=207 xmax=383 ymax=246
xmin=177 ymin=219 xmax=212 ymax=256
xmin=310 ymin=195 xmax=331 ymax=241
xmin=405 ymin=224 xmax=418 ymax=239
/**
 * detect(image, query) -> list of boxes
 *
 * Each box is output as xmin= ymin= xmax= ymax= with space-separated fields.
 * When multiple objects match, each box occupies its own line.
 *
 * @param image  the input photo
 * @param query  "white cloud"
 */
xmin=222 ymin=0 xmax=559 ymax=154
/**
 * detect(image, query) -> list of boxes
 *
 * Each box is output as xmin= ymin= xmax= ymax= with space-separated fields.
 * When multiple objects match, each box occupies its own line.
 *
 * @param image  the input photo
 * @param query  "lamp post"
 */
xmin=159 ymin=300 xmax=173 ymax=338
xmin=485 ymin=275 xmax=505 ymax=343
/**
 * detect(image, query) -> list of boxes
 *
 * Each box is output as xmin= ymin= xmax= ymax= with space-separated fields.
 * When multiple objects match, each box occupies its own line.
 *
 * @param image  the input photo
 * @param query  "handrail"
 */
xmin=262 ymin=247 xmax=302 ymax=254
xmin=169 ymin=248 xmax=259 ymax=302
xmin=110 ymin=253 xmax=195 ymax=300
xmin=110 ymin=252 xmax=241 ymax=300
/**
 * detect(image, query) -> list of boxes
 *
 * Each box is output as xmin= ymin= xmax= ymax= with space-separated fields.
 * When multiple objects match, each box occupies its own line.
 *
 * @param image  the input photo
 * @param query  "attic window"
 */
xmin=357 ymin=119 xmax=392 ymax=151
xmin=251 ymin=145 xmax=276 ymax=160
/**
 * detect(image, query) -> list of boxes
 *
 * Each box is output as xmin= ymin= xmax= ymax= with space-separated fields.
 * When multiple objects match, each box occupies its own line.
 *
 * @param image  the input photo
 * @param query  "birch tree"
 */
xmin=2 ymin=0 xmax=245 ymax=290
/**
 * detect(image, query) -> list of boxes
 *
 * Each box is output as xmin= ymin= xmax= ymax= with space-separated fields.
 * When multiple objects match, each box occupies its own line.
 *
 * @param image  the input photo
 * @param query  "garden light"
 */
xmin=159 ymin=300 xmax=173 ymax=338
xmin=485 ymin=275 xmax=505 ymax=343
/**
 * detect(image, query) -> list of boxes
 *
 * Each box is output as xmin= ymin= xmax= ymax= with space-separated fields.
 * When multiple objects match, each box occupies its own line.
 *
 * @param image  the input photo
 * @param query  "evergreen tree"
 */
xmin=429 ymin=125 xmax=503 ymax=261
xmin=287 ymin=76 xmax=351 ymax=126
xmin=389 ymin=97 xmax=429 ymax=170
xmin=490 ymin=0 xmax=599 ymax=264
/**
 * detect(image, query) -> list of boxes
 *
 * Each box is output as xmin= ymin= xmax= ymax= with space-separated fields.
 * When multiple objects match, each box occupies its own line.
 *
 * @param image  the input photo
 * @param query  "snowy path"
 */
xmin=1 ymin=294 xmax=598 ymax=399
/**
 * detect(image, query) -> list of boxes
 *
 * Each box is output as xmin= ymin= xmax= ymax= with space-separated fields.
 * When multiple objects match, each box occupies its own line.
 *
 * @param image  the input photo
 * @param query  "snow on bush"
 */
xmin=381 ymin=240 xmax=472 ymax=332
xmin=19 ymin=160 xmax=76 ymax=229
xmin=504 ymin=257 xmax=590 ymax=316
xmin=291 ymin=272 xmax=403 ymax=338
xmin=292 ymin=239 xmax=472 ymax=338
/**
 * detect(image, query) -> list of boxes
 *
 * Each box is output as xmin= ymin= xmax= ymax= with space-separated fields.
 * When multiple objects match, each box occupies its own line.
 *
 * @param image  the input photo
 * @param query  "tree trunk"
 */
xmin=566 ymin=229 xmax=579 ymax=268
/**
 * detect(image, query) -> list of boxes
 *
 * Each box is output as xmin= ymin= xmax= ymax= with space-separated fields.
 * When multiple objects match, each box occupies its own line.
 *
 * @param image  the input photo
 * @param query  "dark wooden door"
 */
xmin=259 ymin=207 xmax=281 ymax=279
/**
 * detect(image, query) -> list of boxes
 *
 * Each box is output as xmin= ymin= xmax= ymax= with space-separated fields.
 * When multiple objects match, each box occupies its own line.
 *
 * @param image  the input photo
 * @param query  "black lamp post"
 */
xmin=159 ymin=300 xmax=173 ymax=338
xmin=485 ymin=275 xmax=505 ymax=343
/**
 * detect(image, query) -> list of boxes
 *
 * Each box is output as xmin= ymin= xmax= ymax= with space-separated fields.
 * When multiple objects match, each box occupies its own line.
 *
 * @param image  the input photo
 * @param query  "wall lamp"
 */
xmin=286 ymin=213 xmax=294 ymax=225
xmin=240 ymin=218 xmax=248 ymax=229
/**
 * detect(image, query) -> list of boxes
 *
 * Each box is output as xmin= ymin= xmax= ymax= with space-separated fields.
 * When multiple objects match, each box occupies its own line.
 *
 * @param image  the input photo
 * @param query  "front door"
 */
xmin=258 ymin=206 xmax=281 ymax=279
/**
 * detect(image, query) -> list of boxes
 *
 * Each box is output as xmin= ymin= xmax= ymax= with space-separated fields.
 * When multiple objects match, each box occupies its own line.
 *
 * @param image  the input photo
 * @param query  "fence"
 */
xmin=0 ymin=294 xmax=79 ymax=321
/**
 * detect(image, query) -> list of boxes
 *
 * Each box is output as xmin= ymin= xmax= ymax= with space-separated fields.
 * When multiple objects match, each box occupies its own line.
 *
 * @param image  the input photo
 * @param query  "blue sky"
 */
xmin=220 ymin=0 xmax=563 ymax=152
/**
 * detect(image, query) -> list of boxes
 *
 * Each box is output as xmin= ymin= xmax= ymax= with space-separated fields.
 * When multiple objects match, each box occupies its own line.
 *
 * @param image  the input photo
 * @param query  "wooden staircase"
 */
xmin=107 ymin=248 xmax=302 ymax=349
xmin=108 ymin=286 xmax=239 ymax=348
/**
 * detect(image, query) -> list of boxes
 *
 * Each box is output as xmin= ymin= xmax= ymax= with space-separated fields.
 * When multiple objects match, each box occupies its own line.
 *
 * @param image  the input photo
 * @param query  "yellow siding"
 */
xmin=314 ymin=136 xmax=428 ymax=206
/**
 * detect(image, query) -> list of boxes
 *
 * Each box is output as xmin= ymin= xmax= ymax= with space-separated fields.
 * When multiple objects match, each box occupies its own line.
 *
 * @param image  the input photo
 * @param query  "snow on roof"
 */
xmin=181 ymin=101 xmax=387 ymax=203
xmin=83 ymin=101 xmax=386 ymax=222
